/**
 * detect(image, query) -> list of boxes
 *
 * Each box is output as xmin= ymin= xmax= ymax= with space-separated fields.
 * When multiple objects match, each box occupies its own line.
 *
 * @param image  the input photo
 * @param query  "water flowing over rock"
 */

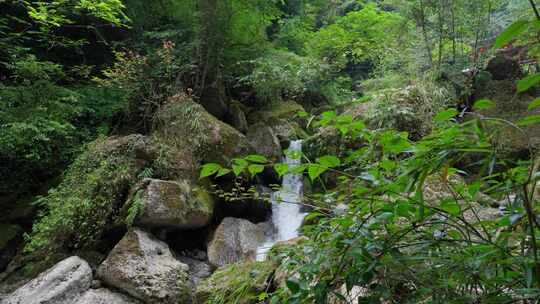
xmin=97 ymin=228 xmax=191 ymax=304
xmin=75 ymin=289 xmax=141 ymax=304
xmin=1 ymin=256 xmax=92 ymax=304
xmin=207 ymin=217 xmax=266 ymax=267
xmin=257 ymin=140 xmax=306 ymax=261
xmin=137 ymin=178 xmax=214 ymax=229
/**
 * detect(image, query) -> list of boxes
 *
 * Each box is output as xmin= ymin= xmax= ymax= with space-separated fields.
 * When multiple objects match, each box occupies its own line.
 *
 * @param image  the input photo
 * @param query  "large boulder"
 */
xmin=248 ymin=101 xmax=305 ymax=125
xmin=207 ymin=218 xmax=266 ymax=267
xmin=473 ymin=79 xmax=540 ymax=153
xmin=25 ymin=135 xmax=155 ymax=255
xmin=75 ymin=289 xmax=141 ymax=304
xmin=1 ymin=256 xmax=92 ymax=304
xmin=247 ymin=123 xmax=282 ymax=162
xmin=136 ymin=179 xmax=214 ymax=230
xmin=195 ymin=261 xmax=276 ymax=304
xmin=153 ymin=99 xmax=253 ymax=170
xmin=485 ymin=55 xmax=522 ymax=80
xmin=97 ymin=229 xmax=191 ymax=304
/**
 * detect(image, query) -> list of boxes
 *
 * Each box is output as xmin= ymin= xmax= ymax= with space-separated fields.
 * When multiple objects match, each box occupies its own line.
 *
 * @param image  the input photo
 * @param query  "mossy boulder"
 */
xmin=473 ymin=79 xmax=540 ymax=153
xmin=152 ymin=99 xmax=253 ymax=179
xmin=136 ymin=178 xmax=214 ymax=230
xmin=195 ymin=260 xmax=276 ymax=304
xmin=248 ymin=101 xmax=305 ymax=125
xmin=485 ymin=55 xmax=522 ymax=80
xmin=228 ymin=100 xmax=249 ymax=134
xmin=97 ymin=228 xmax=191 ymax=304
xmin=25 ymin=134 xmax=155 ymax=255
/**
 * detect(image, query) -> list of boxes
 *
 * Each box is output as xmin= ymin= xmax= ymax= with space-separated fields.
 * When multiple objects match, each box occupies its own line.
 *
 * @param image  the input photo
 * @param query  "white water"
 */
xmin=256 ymin=140 xmax=306 ymax=261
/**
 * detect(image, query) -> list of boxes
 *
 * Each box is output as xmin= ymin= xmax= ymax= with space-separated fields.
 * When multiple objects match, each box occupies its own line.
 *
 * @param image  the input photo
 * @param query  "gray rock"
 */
xmin=178 ymin=256 xmax=213 ymax=286
xmin=75 ymin=289 xmax=141 ymax=304
xmin=247 ymin=123 xmax=282 ymax=162
xmin=97 ymin=229 xmax=192 ymax=304
xmin=207 ymin=218 xmax=266 ymax=267
xmin=229 ymin=101 xmax=249 ymax=134
xmin=137 ymin=179 xmax=214 ymax=230
xmin=1 ymin=256 xmax=92 ymax=304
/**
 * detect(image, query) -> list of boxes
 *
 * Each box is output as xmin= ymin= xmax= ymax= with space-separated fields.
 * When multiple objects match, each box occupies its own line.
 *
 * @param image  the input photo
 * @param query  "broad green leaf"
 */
xmin=274 ymin=163 xmax=289 ymax=177
xmin=434 ymin=109 xmax=458 ymax=123
xmin=494 ymin=20 xmax=528 ymax=49
xmin=245 ymin=155 xmax=268 ymax=164
xmin=216 ymin=168 xmax=231 ymax=177
xmin=232 ymin=165 xmax=245 ymax=176
xmin=308 ymin=164 xmax=327 ymax=181
xmin=528 ymin=97 xmax=540 ymax=111
xmin=518 ymin=73 xmax=540 ymax=92
xmin=200 ymin=163 xmax=221 ymax=179
xmin=517 ymin=115 xmax=540 ymax=126
xmin=316 ymin=155 xmax=341 ymax=168
xmin=473 ymin=99 xmax=495 ymax=110
xmin=233 ymin=158 xmax=249 ymax=167
xmin=286 ymin=280 xmax=300 ymax=294
xmin=248 ymin=164 xmax=265 ymax=176
xmin=441 ymin=199 xmax=461 ymax=216
xmin=297 ymin=111 xmax=309 ymax=118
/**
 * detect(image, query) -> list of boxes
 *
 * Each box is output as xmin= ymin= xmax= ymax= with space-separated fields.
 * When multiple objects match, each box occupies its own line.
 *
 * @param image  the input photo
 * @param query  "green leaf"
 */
xmin=434 ymin=109 xmax=458 ymax=123
xmin=518 ymin=73 xmax=540 ymax=92
xmin=473 ymin=99 xmax=495 ymax=110
xmin=216 ymin=168 xmax=231 ymax=177
xmin=316 ymin=155 xmax=341 ymax=168
xmin=494 ymin=20 xmax=528 ymax=49
xmin=528 ymin=97 xmax=540 ymax=111
xmin=308 ymin=164 xmax=327 ymax=181
xmin=286 ymin=280 xmax=300 ymax=294
xmin=297 ymin=111 xmax=309 ymax=118
xmin=200 ymin=163 xmax=221 ymax=179
xmin=517 ymin=115 xmax=540 ymax=126
xmin=274 ymin=163 xmax=289 ymax=177
xmin=248 ymin=164 xmax=265 ymax=176
xmin=245 ymin=155 xmax=268 ymax=164
xmin=441 ymin=199 xmax=461 ymax=216
xmin=232 ymin=165 xmax=245 ymax=176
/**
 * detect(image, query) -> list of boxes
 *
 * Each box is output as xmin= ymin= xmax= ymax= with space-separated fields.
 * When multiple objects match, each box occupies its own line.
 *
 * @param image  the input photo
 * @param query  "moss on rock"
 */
xmin=25 ymin=135 xmax=154 ymax=255
xmin=152 ymin=99 xmax=253 ymax=179
xmin=248 ymin=101 xmax=305 ymax=125
xmin=195 ymin=260 xmax=277 ymax=304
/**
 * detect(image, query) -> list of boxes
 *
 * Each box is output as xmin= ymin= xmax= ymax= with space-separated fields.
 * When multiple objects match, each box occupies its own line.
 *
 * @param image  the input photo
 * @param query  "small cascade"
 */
xmin=257 ymin=140 xmax=306 ymax=261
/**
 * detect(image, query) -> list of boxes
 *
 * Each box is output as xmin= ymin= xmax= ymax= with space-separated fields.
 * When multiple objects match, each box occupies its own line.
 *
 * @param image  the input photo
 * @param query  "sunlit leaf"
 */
xmin=316 ymin=155 xmax=341 ymax=168
xmin=434 ymin=109 xmax=458 ymax=123
xmin=517 ymin=115 xmax=540 ymax=126
xmin=528 ymin=97 xmax=540 ymax=111
xmin=494 ymin=20 xmax=528 ymax=49
xmin=200 ymin=163 xmax=221 ymax=179
xmin=518 ymin=73 xmax=540 ymax=92
xmin=308 ymin=164 xmax=327 ymax=181
xmin=473 ymin=99 xmax=495 ymax=110
xmin=245 ymin=155 xmax=268 ymax=164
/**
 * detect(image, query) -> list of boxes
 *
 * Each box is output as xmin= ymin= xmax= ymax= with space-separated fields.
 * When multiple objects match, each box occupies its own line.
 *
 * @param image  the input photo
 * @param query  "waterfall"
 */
xmin=256 ymin=140 xmax=305 ymax=261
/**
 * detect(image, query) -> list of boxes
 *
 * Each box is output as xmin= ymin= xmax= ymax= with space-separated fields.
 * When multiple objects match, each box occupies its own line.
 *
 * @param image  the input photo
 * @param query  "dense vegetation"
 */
xmin=1 ymin=0 xmax=540 ymax=303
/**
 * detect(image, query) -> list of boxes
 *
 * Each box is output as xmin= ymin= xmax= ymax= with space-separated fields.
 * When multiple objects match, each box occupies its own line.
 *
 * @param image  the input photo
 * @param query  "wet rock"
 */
xmin=75 ymin=289 xmax=141 ymax=304
xmin=178 ymin=256 xmax=213 ymax=286
xmin=207 ymin=218 xmax=266 ymax=267
xmin=1 ymin=256 xmax=92 ymax=304
xmin=247 ymin=123 xmax=282 ymax=162
xmin=97 ymin=229 xmax=191 ymax=304
xmin=137 ymin=179 xmax=214 ymax=230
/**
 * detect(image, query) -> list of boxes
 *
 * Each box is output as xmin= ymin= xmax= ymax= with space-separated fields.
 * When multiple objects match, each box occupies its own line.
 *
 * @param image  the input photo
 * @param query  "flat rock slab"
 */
xmin=207 ymin=217 xmax=266 ymax=268
xmin=1 ymin=256 xmax=92 ymax=304
xmin=97 ymin=228 xmax=191 ymax=304
xmin=75 ymin=288 xmax=141 ymax=304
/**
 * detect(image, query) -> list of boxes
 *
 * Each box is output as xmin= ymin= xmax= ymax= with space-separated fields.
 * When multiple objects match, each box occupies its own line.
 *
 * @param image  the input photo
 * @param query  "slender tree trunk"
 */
xmin=450 ymin=0 xmax=456 ymax=64
xmin=437 ymin=0 xmax=444 ymax=69
xmin=419 ymin=0 xmax=433 ymax=69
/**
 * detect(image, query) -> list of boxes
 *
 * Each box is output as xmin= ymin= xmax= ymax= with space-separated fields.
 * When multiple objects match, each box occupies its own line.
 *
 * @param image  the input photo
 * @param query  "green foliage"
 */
xmin=126 ymin=189 xmax=144 ymax=227
xmin=25 ymin=136 xmax=145 ymax=254
xmin=0 ymin=55 xmax=124 ymax=195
